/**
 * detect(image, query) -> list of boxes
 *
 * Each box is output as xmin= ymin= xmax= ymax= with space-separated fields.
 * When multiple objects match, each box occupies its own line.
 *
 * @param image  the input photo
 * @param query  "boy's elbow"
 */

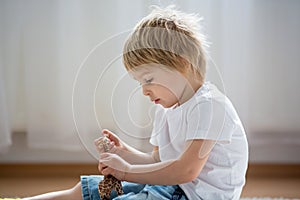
xmin=175 ymin=164 xmax=200 ymax=183
xmin=184 ymin=168 xmax=200 ymax=182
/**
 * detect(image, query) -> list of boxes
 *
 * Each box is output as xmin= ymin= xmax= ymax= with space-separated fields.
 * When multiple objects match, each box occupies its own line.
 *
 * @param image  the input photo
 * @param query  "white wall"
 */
xmin=1 ymin=131 xmax=300 ymax=164
xmin=1 ymin=0 xmax=300 ymax=163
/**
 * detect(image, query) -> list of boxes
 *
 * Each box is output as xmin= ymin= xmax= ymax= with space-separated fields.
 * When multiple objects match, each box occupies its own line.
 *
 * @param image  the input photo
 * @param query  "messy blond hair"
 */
xmin=123 ymin=5 xmax=208 ymax=80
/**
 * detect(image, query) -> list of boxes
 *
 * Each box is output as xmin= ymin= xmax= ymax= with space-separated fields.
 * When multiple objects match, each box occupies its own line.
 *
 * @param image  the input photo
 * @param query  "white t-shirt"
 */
xmin=150 ymin=82 xmax=248 ymax=200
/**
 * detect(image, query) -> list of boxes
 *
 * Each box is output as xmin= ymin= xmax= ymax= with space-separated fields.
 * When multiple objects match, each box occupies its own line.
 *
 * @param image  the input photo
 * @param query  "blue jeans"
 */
xmin=81 ymin=175 xmax=188 ymax=200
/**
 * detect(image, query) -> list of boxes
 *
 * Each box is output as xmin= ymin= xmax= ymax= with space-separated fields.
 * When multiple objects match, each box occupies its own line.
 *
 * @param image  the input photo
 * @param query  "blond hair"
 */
xmin=122 ymin=5 xmax=208 ymax=80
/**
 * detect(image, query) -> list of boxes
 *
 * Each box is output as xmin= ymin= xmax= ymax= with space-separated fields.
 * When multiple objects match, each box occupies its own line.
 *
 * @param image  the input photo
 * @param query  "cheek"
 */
xmin=155 ymin=84 xmax=179 ymax=99
xmin=162 ymin=81 xmax=186 ymax=98
xmin=154 ymin=75 xmax=186 ymax=97
xmin=147 ymin=72 xmax=188 ymax=106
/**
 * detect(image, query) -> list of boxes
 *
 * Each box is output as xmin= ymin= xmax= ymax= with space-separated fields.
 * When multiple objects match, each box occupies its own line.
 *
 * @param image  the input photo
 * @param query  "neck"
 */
xmin=177 ymin=78 xmax=203 ymax=106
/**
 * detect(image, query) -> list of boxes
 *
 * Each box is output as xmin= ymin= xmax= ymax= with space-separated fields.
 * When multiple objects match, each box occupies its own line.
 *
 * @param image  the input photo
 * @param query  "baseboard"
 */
xmin=0 ymin=163 xmax=300 ymax=178
xmin=248 ymin=131 xmax=300 ymax=163
xmin=0 ymin=163 xmax=99 ymax=178
xmin=246 ymin=163 xmax=300 ymax=178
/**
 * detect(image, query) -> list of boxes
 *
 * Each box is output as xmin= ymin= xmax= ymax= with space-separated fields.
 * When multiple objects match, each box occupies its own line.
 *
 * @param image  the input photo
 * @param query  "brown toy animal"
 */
xmin=95 ymin=136 xmax=123 ymax=200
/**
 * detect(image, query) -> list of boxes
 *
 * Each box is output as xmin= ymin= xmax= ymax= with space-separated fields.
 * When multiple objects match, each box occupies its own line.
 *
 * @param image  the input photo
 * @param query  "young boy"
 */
xmin=24 ymin=5 xmax=248 ymax=200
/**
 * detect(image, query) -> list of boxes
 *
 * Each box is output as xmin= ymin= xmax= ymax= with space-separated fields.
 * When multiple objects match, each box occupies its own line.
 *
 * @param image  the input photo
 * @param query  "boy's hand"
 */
xmin=94 ymin=135 xmax=114 ymax=154
xmin=99 ymin=153 xmax=130 ymax=181
xmin=95 ymin=129 xmax=127 ymax=154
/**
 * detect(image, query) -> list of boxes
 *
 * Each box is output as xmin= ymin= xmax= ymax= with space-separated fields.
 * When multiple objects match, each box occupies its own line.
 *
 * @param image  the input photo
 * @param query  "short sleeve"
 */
xmin=149 ymin=105 xmax=166 ymax=146
xmin=149 ymin=131 xmax=158 ymax=146
xmin=186 ymin=100 xmax=236 ymax=143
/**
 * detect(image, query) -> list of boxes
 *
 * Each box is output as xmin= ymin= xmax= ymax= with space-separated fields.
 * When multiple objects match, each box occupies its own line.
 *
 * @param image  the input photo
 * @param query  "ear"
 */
xmin=178 ymin=57 xmax=203 ymax=82
xmin=177 ymin=56 xmax=193 ymax=76
xmin=178 ymin=56 xmax=190 ymax=69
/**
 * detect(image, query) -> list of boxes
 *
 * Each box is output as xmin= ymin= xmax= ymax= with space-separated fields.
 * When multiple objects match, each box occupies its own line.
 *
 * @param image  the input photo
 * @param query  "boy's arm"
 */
xmin=97 ymin=129 xmax=159 ymax=164
xmin=123 ymin=139 xmax=213 ymax=185
xmin=117 ymin=144 xmax=160 ymax=164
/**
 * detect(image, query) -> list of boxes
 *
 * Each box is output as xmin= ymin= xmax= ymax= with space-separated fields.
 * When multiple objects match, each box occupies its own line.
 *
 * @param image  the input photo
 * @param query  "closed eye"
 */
xmin=136 ymin=78 xmax=153 ymax=86
xmin=145 ymin=78 xmax=153 ymax=84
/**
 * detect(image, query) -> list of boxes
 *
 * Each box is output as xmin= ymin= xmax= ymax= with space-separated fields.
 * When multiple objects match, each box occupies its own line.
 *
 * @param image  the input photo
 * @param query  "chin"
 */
xmin=161 ymin=102 xmax=177 ymax=108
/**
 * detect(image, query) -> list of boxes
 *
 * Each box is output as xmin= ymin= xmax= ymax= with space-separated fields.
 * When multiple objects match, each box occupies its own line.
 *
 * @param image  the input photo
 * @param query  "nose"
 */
xmin=142 ymin=84 xmax=150 ymax=96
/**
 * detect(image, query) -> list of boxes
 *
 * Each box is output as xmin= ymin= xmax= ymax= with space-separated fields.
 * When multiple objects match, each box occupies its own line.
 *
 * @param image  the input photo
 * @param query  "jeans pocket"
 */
xmin=171 ymin=186 xmax=186 ymax=200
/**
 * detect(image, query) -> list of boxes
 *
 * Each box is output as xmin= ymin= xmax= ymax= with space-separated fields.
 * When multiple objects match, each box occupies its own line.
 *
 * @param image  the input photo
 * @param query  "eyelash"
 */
xmin=145 ymin=78 xmax=153 ymax=84
xmin=139 ymin=78 xmax=153 ymax=85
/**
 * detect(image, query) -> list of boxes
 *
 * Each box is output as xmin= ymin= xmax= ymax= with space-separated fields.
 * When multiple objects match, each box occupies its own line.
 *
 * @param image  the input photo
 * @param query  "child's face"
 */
xmin=129 ymin=64 xmax=189 ymax=108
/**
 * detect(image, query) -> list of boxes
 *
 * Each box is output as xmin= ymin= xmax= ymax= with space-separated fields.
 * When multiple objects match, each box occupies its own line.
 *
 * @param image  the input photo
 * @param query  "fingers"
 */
xmin=108 ymin=142 xmax=118 ymax=153
xmin=102 ymin=129 xmax=120 ymax=146
xmin=99 ymin=153 xmax=115 ymax=168
xmin=101 ymin=167 xmax=114 ymax=176
xmin=94 ymin=136 xmax=106 ymax=147
xmin=93 ymin=137 xmax=101 ymax=146
xmin=100 ymin=152 xmax=110 ymax=159
xmin=94 ymin=134 xmax=116 ymax=153
xmin=98 ymin=162 xmax=107 ymax=173
xmin=94 ymin=137 xmax=107 ymax=153
xmin=98 ymin=156 xmax=113 ymax=176
xmin=100 ymin=164 xmax=126 ymax=180
xmin=102 ymin=129 xmax=113 ymax=137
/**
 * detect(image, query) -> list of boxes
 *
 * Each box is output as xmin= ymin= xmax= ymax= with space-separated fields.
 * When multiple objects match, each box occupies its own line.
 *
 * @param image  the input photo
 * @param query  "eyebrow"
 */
xmin=132 ymin=71 xmax=151 ymax=81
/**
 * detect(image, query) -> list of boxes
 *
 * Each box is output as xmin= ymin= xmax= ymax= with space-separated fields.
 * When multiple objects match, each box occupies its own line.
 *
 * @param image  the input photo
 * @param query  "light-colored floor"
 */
xmin=1 ymin=164 xmax=300 ymax=199
xmin=1 ymin=176 xmax=300 ymax=198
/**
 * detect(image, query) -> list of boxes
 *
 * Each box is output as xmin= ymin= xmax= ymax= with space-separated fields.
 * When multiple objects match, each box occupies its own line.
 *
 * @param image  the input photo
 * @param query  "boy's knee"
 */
xmin=69 ymin=182 xmax=82 ymax=200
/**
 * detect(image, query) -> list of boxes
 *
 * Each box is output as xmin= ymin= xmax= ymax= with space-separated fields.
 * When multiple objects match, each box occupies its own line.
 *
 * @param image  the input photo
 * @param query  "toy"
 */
xmin=95 ymin=136 xmax=123 ymax=200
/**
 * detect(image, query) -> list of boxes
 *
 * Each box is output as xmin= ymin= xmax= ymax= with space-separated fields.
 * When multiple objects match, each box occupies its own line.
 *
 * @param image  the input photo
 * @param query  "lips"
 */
xmin=154 ymin=98 xmax=160 ymax=104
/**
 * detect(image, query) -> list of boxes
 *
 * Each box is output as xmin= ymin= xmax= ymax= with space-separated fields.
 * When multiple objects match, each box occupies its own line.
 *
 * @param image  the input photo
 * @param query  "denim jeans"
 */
xmin=81 ymin=175 xmax=188 ymax=200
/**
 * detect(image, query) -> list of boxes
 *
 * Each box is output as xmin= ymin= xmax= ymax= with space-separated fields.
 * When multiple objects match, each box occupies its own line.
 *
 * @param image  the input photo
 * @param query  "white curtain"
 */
xmin=183 ymin=1 xmax=300 ymax=145
xmin=0 ymin=1 xmax=11 ymax=153
xmin=1 ymin=1 xmax=300 ymax=157
xmin=0 ymin=0 xmax=154 ymax=157
xmin=0 ymin=45 xmax=12 ymax=153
